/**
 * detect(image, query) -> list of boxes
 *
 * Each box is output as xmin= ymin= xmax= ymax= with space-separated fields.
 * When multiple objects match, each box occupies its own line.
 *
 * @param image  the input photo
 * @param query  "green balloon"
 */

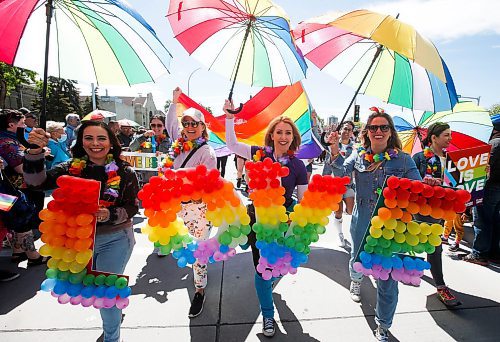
xmin=105 ymin=274 xmax=118 ymax=287
xmin=154 ymin=241 xmax=161 ymax=247
xmin=364 ymin=244 xmax=374 ymax=254
xmin=366 ymin=236 xmax=378 ymax=247
xmin=229 ymin=226 xmax=241 ymax=238
xmin=94 ymin=274 xmax=106 ymax=286
xmin=413 ymin=244 xmax=425 ymax=254
xmin=171 ymin=235 xmax=182 ymax=244
xmin=241 ymin=225 xmax=251 ymax=235
xmin=183 ymin=235 xmax=193 ymax=243
xmin=293 ymin=226 xmax=303 ymax=235
xmin=69 ymin=270 xmax=86 ymax=284
xmin=316 ymin=225 xmax=326 ymax=234
xmin=219 ymin=232 xmax=232 ymax=245
xmin=263 ymin=228 xmax=273 ymax=237
xmin=379 ymin=237 xmax=391 ymax=248
xmin=265 ymin=236 xmax=274 ymax=244
xmin=252 ymin=223 xmax=262 ymax=233
xmin=285 ymin=236 xmax=295 ymax=248
xmin=295 ymin=242 xmax=305 ymax=253
xmin=57 ymin=270 xmax=70 ymax=281
xmin=390 ymin=241 xmax=402 ymax=253
xmin=303 ymin=246 xmax=311 ymax=255
xmin=310 ymin=232 xmax=319 ymax=243
xmin=83 ymin=274 xmax=95 ymax=286
xmin=279 ymin=224 xmax=288 ymax=233
xmin=425 ymin=244 xmax=436 ymax=254
xmin=382 ymin=248 xmax=392 ymax=257
xmin=277 ymin=237 xmax=285 ymax=246
xmin=373 ymin=246 xmax=383 ymax=255
xmin=46 ymin=268 xmax=58 ymax=279
xmin=115 ymin=277 xmax=128 ymax=289
xmin=160 ymin=244 xmax=172 ymax=255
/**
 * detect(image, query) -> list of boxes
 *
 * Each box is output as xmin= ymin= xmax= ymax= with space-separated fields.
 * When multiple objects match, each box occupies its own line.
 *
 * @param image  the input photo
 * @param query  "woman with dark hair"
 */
xmin=328 ymin=107 xmax=421 ymax=341
xmin=129 ymin=114 xmax=171 ymax=153
xmin=23 ymin=120 xmax=139 ymax=342
xmin=412 ymin=122 xmax=461 ymax=308
xmin=0 ymin=109 xmax=47 ymax=266
xmin=224 ymin=99 xmax=308 ymax=337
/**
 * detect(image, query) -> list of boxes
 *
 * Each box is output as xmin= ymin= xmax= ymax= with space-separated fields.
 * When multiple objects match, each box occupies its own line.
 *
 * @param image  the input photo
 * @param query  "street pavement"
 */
xmin=1 ymin=160 xmax=500 ymax=342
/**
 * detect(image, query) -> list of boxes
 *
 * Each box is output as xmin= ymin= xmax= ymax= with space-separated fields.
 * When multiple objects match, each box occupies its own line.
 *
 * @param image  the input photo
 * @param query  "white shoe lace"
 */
xmin=263 ymin=318 xmax=275 ymax=332
xmin=350 ymin=281 xmax=361 ymax=295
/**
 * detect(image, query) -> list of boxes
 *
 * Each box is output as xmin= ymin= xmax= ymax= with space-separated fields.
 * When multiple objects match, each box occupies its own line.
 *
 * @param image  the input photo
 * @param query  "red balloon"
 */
xmin=421 ymin=184 xmax=435 ymax=198
xmin=396 ymin=188 xmax=411 ymax=201
xmin=383 ymin=187 xmax=397 ymax=200
xmin=410 ymin=180 xmax=424 ymax=194
xmin=433 ymin=186 xmax=446 ymax=198
xmin=386 ymin=176 xmax=400 ymax=189
xmin=453 ymin=202 xmax=467 ymax=213
xmin=444 ymin=188 xmax=457 ymax=201
xmin=455 ymin=189 xmax=472 ymax=203
xmin=399 ymin=178 xmax=412 ymax=189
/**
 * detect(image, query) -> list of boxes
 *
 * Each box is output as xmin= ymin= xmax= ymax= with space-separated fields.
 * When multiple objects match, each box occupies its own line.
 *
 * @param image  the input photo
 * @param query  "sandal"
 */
xmin=11 ymin=252 xmax=28 ymax=263
xmin=27 ymin=255 xmax=50 ymax=267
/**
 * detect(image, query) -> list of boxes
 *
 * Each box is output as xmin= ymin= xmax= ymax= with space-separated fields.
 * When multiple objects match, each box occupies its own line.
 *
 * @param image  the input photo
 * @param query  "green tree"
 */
xmin=489 ymin=103 xmax=500 ymax=115
xmin=33 ymin=76 xmax=82 ymax=121
xmin=0 ymin=62 xmax=37 ymax=109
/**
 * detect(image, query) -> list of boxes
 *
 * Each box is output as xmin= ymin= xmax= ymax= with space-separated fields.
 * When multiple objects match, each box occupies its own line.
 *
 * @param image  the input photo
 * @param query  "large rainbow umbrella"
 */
xmin=294 ymin=10 xmax=458 ymax=125
xmin=167 ymin=0 xmax=307 ymax=110
xmin=0 ymin=0 xmax=172 ymax=127
xmin=394 ymin=102 xmax=493 ymax=155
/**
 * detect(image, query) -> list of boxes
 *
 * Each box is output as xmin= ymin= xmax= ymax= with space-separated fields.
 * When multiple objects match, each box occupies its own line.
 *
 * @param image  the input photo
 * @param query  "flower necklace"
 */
xmin=423 ymin=146 xmax=445 ymax=178
xmin=358 ymin=146 xmax=398 ymax=163
xmin=253 ymin=146 xmax=295 ymax=166
xmin=69 ymin=154 xmax=121 ymax=207
xmin=140 ymin=134 xmax=167 ymax=150
xmin=162 ymin=136 xmax=207 ymax=169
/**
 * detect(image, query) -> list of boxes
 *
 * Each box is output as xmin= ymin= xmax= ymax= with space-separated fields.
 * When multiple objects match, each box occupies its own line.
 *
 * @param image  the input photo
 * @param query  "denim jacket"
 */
xmin=322 ymin=142 xmax=354 ymax=178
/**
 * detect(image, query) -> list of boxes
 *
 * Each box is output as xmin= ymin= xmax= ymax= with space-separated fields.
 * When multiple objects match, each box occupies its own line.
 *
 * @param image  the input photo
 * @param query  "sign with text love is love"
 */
xmin=444 ymin=144 xmax=491 ymax=207
xmin=121 ymin=152 xmax=166 ymax=171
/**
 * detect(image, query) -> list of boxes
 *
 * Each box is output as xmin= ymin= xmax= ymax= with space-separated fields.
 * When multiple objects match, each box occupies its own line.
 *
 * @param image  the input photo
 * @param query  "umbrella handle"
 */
xmin=227 ymin=103 xmax=244 ymax=114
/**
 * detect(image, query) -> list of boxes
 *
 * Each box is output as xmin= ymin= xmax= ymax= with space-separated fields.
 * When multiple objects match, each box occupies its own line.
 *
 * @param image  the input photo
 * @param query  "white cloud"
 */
xmin=367 ymin=0 xmax=500 ymax=42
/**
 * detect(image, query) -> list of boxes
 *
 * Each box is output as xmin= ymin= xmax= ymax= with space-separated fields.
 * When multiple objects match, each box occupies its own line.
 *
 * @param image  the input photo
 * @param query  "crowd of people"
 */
xmin=0 ymin=94 xmax=499 ymax=342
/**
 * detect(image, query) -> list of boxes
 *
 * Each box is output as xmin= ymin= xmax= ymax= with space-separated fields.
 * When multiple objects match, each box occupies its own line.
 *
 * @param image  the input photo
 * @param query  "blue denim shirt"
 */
xmin=322 ymin=142 xmax=354 ymax=178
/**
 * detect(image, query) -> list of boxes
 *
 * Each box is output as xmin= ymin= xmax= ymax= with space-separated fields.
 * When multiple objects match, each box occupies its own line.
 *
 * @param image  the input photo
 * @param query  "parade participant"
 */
xmin=322 ymin=121 xmax=356 ymax=247
xmin=19 ymin=108 xmax=38 ymax=141
xmin=45 ymin=121 xmax=71 ymax=168
xmin=463 ymin=123 xmax=500 ymax=265
xmin=0 ymin=109 xmax=47 ymax=266
xmin=328 ymin=108 xmax=421 ymax=342
xmin=107 ymin=121 xmax=120 ymax=136
xmin=224 ymin=99 xmax=308 ymax=337
xmin=117 ymin=124 xmax=134 ymax=148
xmin=165 ymin=87 xmax=216 ymax=318
xmin=129 ymin=115 xmax=171 ymax=154
xmin=64 ymin=113 xmax=80 ymax=149
xmin=23 ymin=120 xmax=139 ymax=342
xmin=412 ymin=122 xmax=461 ymax=307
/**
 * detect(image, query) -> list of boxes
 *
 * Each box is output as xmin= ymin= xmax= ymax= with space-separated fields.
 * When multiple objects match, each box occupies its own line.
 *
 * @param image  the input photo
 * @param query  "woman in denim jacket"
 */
xmin=328 ymin=108 xmax=421 ymax=341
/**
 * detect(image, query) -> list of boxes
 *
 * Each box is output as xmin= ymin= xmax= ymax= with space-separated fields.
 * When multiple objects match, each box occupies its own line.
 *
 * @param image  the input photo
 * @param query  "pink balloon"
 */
xmin=116 ymin=297 xmax=129 ymax=310
xmin=81 ymin=296 xmax=95 ymax=307
xmin=103 ymin=297 xmax=116 ymax=309
xmin=379 ymin=272 xmax=390 ymax=281
xmin=50 ymin=291 xmax=59 ymax=298
xmin=58 ymin=293 xmax=71 ymax=304
xmin=262 ymin=270 xmax=272 ymax=281
xmin=256 ymin=263 xmax=267 ymax=274
xmin=289 ymin=267 xmax=298 ymax=275
xmin=353 ymin=262 xmax=364 ymax=273
xmin=93 ymin=297 xmax=105 ymax=309
xmin=272 ymin=268 xmax=281 ymax=278
xmin=70 ymin=295 xmax=83 ymax=305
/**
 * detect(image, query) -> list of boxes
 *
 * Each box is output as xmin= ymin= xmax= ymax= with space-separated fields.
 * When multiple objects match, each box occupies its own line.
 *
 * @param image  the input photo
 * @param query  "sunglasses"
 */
xmin=150 ymin=123 xmax=163 ymax=128
xmin=181 ymin=121 xmax=200 ymax=128
xmin=366 ymin=124 xmax=391 ymax=133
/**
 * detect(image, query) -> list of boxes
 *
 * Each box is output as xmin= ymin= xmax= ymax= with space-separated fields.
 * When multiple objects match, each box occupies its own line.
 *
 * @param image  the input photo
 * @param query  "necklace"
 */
xmin=162 ymin=136 xmax=207 ymax=169
xmin=358 ymin=146 xmax=398 ymax=163
xmin=140 ymin=134 xmax=167 ymax=150
xmin=69 ymin=154 xmax=121 ymax=207
xmin=253 ymin=146 xmax=295 ymax=165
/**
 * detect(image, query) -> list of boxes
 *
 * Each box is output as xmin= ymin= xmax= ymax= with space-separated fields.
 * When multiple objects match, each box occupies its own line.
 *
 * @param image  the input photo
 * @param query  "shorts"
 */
xmin=343 ymin=187 xmax=355 ymax=199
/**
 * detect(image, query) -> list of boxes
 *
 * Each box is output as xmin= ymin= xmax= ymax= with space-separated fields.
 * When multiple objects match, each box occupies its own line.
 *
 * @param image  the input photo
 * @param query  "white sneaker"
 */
xmin=338 ymin=233 xmax=346 ymax=248
xmin=374 ymin=325 xmax=389 ymax=341
xmin=262 ymin=317 xmax=275 ymax=337
xmin=350 ymin=280 xmax=361 ymax=302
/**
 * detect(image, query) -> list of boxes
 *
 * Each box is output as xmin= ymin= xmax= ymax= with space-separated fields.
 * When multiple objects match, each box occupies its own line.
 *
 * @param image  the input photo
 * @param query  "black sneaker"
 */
xmin=0 ymin=270 xmax=20 ymax=282
xmin=463 ymin=253 xmax=489 ymax=266
xmin=236 ymin=178 xmax=242 ymax=188
xmin=188 ymin=292 xmax=205 ymax=318
xmin=262 ymin=317 xmax=275 ymax=337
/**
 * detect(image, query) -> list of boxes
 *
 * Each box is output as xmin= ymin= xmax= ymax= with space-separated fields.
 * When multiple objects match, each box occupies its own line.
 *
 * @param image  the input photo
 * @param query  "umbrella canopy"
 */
xmin=82 ymin=109 xmax=116 ymax=121
xmin=294 ymin=10 xmax=458 ymax=113
xmin=167 ymin=0 xmax=307 ymax=89
xmin=0 ymin=0 xmax=172 ymax=86
xmin=394 ymin=102 xmax=493 ymax=155
xmin=118 ymin=118 xmax=140 ymax=127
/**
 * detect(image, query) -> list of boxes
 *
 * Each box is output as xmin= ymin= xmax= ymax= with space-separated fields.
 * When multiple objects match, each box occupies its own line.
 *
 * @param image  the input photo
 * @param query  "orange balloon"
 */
xmin=378 ymin=207 xmax=392 ymax=221
xmin=144 ymin=208 xmax=155 ymax=218
xmin=396 ymin=199 xmax=409 ymax=208
xmin=384 ymin=198 xmax=398 ymax=209
xmin=430 ymin=207 xmax=444 ymax=220
xmin=444 ymin=210 xmax=456 ymax=221
xmin=53 ymin=223 xmax=67 ymax=236
xmin=419 ymin=204 xmax=432 ymax=216
xmin=65 ymin=238 xmax=76 ymax=249
xmin=406 ymin=202 xmax=420 ymax=215
xmin=66 ymin=227 xmax=77 ymax=238
xmin=76 ymin=226 xmax=93 ymax=239
xmin=401 ymin=211 xmax=413 ymax=223
xmin=390 ymin=207 xmax=404 ymax=220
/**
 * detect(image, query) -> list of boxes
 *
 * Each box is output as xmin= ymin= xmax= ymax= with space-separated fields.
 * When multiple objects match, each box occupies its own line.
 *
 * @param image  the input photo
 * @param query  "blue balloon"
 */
xmin=40 ymin=278 xmax=57 ymax=292
xmin=118 ymin=286 xmax=132 ymax=298
xmin=268 ymin=255 xmax=277 ymax=265
xmin=391 ymin=256 xmax=403 ymax=269
xmin=94 ymin=285 xmax=107 ymax=298
xmin=290 ymin=260 xmax=301 ymax=268
xmin=403 ymin=257 xmax=416 ymax=270
xmin=67 ymin=283 xmax=83 ymax=297
xmin=187 ymin=243 xmax=197 ymax=251
xmin=255 ymin=241 xmax=265 ymax=249
xmin=372 ymin=254 xmax=382 ymax=265
xmin=362 ymin=261 xmax=373 ymax=269
xmin=381 ymin=257 xmax=393 ymax=270
xmin=359 ymin=251 xmax=372 ymax=263
xmin=187 ymin=255 xmax=196 ymax=264
xmin=81 ymin=285 xmax=95 ymax=298
xmin=172 ymin=250 xmax=183 ymax=259
xmin=208 ymin=256 xmax=215 ymax=264
xmin=219 ymin=245 xmax=229 ymax=253
xmin=53 ymin=280 xmax=68 ymax=295
xmin=105 ymin=286 xmax=119 ymax=299
xmin=177 ymin=257 xmax=188 ymax=268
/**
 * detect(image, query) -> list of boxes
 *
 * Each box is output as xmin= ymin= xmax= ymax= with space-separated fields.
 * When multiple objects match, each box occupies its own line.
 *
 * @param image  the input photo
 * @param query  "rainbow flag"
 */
xmin=0 ymin=193 xmax=17 ymax=212
xmin=176 ymin=82 xmax=324 ymax=159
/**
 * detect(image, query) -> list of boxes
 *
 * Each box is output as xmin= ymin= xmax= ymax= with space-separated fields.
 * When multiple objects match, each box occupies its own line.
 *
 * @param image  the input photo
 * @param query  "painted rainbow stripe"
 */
xmin=0 ymin=193 xmax=17 ymax=212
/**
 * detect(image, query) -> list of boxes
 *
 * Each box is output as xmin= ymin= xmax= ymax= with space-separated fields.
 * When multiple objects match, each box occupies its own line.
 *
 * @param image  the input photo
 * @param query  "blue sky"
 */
xmin=81 ymin=0 xmax=500 ymax=121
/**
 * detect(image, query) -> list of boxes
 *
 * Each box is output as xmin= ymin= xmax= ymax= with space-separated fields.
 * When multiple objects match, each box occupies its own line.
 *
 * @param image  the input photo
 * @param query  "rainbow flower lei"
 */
xmin=140 ymin=134 xmax=167 ymax=150
xmin=358 ymin=146 xmax=398 ymax=163
xmin=253 ymin=146 xmax=295 ymax=165
xmin=423 ymin=146 xmax=444 ymax=177
xmin=162 ymin=136 xmax=207 ymax=169
xmin=69 ymin=154 xmax=121 ymax=207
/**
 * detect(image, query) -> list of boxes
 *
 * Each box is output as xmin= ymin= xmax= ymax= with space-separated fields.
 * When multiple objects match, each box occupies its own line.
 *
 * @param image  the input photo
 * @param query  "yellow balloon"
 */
xmin=39 ymin=244 xmax=52 ymax=257
xmin=58 ymin=260 xmax=70 ymax=271
xmin=371 ymin=216 xmax=384 ymax=229
xmin=393 ymin=232 xmax=406 ymax=243
xmin=382 ymin=228 xmax=395 ymax=240
xmin=289 ymin=212 xmax=296 ymax=221
xmin=47 ymin=257 xmax=60 ymax=269
xmin=370 ymin=226 xmax=383 ymax=238
xmin=407 ymin=221 xmax=421 ymax=235
xmin=384 ymin=218 xmax=397 ymax=230
xmin=431 ymin=223 xmax=444 ymax=236
xmin=405 ymin=233 xmax=419 ymax=246
xmin=395 ymin=221 xmax=407 ymax=233
xmin=280 ymin=214 xmax=289 ymax=223
xmin=418 ymin=234 xmax=428 ymax=243
xmin=419 ymin=223 xmax=432 ymax=236
xmin=52 ymin=246 xmax=65 ymax=259
xmin=428 ymin=234 xmax=442 ymax=246
xmin=69 ymin=261 xmax=86 ymax=273
xmin=240 ymin=215 xmax=251 ymax=226
xmin=75 ymin=250 xmax=92 ymax=264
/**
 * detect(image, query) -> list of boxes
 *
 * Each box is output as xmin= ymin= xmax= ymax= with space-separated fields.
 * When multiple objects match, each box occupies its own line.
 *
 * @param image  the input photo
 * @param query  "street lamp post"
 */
xmin=187 ymin=67 xmax=201 ymax=96
xmin=457 ymin=95 xmax=481 ymax=106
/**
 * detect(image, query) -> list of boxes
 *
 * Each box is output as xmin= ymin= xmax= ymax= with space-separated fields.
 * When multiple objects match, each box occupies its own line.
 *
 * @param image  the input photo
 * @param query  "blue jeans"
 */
xmin=349 ymin=205 xmax=399 ymax=329
xmin=254 ymin=272 xmax=276 ymax=319
xmin=93 ymin=228 xmax=135 ymax=342
xmin=472 ymin=183 xmax=500 ymax=257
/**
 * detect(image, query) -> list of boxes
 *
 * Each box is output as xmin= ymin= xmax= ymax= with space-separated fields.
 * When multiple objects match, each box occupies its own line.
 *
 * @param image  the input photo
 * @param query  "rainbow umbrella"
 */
xmin=0 ymin=0 xmax=172 ymax=127
xmin=294 ymin=10 xmax=458 ymax=125
xmin=394 ymin=102 xmax=493 ymax=155
xmin=167 ymin=0 xmax=307 ymax=111
xmin=176 ymin=82 xmax=324 ymax=158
